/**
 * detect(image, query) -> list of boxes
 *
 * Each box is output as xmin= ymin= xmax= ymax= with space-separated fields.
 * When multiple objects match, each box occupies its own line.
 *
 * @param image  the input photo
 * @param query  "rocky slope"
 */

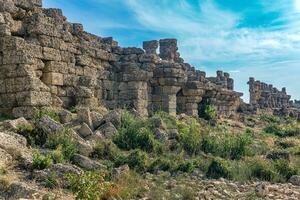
xmin=1 ymin=107 xmax=300 ymax=199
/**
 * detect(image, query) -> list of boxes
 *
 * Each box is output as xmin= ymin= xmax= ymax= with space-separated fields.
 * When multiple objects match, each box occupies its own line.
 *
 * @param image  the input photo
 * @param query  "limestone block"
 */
xmin=44 ymin=61 xmax=68 ymax=74
xmin=42 ymin=72 xmax=64 ymax=86
xmin=16 ymin=91 xmax=51 ymax=106
xmin=0 ymin=24 xmax=11 ymax=36
xmin=0 ymin=13 xmax=5 ymax=24
xmin=42 ymin=47 xmax=61 ymax=61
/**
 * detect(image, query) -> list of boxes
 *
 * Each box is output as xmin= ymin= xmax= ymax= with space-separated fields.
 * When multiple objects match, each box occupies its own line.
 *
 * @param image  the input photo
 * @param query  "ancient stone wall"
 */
xmin=0 ymin=0 xmax=243 ymax=118
xmin=248 ymin=78 xmax=291 ymax=109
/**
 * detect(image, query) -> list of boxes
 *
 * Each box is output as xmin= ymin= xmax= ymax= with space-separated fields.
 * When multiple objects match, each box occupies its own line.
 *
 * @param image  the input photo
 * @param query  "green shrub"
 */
xmin=45 ymin=129 xmax=77 ymax=161
xmin=148 ymin=158 xmax=174 ymax=173
xmin=124 ymin=150 xmax=149 ymax=172
xmin=206 ymin=158 xmax=231 ymax=179
xmin=32 ymin=153 xmax=53 ymax=170
xmin=201 ymin=131 xmax=251 ymax=160
xmin=247 ymin=158 xmax=276 ymax=181
xmin=66 ymin=171 xmax=107 ymax=200
xmin=274 ymin=159 xmax=298 ymax=181
xmin=199 ymin=101 xmax=217 ymax=121
xmin=33 ymin=108 xmax=60 ymax=123
xmin=177 ymin=118 xmax=202 ymax=155
xmin=150 ymin=111 xmax=177 ymax=129
xmin=176 ymin=160 xmax=195 ymax=173
xmin=259 ymin=114 xmax=281 ymax=124
xmin=113 ymin=112 xmax=157 ymax=152
xmin=17 ymin=124 xmax=38 ymax=146
xmin=264 ymin=120 xmax=300 ymax=137
xmin=92 ymin=140 xmax=120 ymax=161
xmin=50 ymin=147 xmax=65 ymax=164
xmin=44 ymin=173 xmax=59 ymax=189
xmin=264 ymin=124 xmax=285 ymax=137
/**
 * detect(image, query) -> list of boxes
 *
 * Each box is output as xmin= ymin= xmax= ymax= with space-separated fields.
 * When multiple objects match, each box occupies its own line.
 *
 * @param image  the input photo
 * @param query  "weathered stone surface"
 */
xmin=72 ymin=154 xmax=106 ymax=171
xmin=78 ymin=122 xmax=93 ymax=138
xmin=36 ymin=116 xmax=63 ymax=135
xmin=3 ymin=117 xmax=30 ymax=130
xmin=289 ymin=175 xmax=300 ymax=186
xmin=0 ymin=0 xmax=298 ymax=121
xmin=97 ymin=122 xmax=117 ymax=138
xmin=58 ymin=109 xmax=73 ymax=124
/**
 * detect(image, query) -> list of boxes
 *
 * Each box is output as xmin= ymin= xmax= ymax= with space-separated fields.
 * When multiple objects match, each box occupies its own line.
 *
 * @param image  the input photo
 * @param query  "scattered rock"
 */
xmin=3 ymin=117 xmax=31 ymax=131
xmin=91 ymin=111 xmax=103 ymax=129
xmin=36 ymin=116 xmax=63 ymax=135
xmin=0 ymin=148 xmax=13 ymax=167
xmin=98 ymin=122 xmax=117 ymax=138
xmin=101 ymin=110 xmax=122 ymax=129
xmin=58 ymin=109 xmax=73 ymax=124
xmin=113 ymin=165 xmax=130 ymax=179
xmin=266 ymin=151 xmax=290 ymax=161
xmin=4 ymin=182 xmax=45 ymax=200
xmin=78 ymin=123 xmax=93 ymax=138
xmin=72 ymin=154 xmax=106 ymax=171
xmin=77 ymin=140 xmax=94 ymax=157
xmin=77 ymin=107 xmax=93 ymax=129
xmin=289 ymin=175 xmax=300 ymax=186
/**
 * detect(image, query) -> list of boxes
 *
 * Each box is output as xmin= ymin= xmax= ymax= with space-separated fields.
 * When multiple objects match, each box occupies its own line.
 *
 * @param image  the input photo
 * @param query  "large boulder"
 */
xmin=77 ymin=107 xmax=93 ymax=129
xmin=289 ymin=175 xmax=300 ymax=186
xmin=72 ymin=154 xmax=106 ymax=171
xmin=2 ymin=181 xmax=45 ymax=200
xmin=97 ymin=122 xmax=117 ymax=138
xmin=91 ymin=111 xmax=103 ymax=129
xmin=78 ymin=123 xmax=93 ymax=138
xmin=77 ymin=140 xmax=94 ymax=157
xmin=36 ymin=116 xmax=64 ymax=135
xmin=0 ymin=148 xmax=13 ymax=167
xmin=100 ymin=110 xmax=122 ymax=129
xmin=0 ymin=132 xmax=32 ymax=168
xmin=58 ymin=109 xmax=73 ymax=124
xmin=3 ymin=117 xmax=31 ymax=131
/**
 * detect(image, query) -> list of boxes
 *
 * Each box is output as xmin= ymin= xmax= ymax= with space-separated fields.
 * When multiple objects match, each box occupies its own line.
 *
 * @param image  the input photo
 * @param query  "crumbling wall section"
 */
xmin=0 ymin=0 xmax=244 ymax=119
xmin=248 ymin=77 xmax=291 ymax=109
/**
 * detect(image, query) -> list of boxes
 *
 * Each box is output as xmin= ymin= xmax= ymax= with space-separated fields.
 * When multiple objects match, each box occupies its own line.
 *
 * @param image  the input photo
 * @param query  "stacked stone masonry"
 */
xmin=0 ymin=0 xmax=298 ymax=120
xmin=248 ymin=78 xmax=291 ymax=109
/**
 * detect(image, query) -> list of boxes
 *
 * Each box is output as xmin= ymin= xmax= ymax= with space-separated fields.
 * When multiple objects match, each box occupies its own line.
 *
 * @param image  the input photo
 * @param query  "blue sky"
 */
xmin=43 ymin=0 xmax=300 ymax=102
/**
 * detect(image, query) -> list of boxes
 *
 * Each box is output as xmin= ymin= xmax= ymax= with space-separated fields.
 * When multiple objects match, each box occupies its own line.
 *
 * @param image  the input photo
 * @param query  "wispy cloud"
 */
xmin=124 ymin=0 xmax=300 ymax=101
xmin=44 ymin=0 xmax=300 ymax=101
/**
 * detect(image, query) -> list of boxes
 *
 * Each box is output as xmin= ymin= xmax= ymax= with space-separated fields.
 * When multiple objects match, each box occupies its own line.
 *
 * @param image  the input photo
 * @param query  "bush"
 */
xmin=45 ymin=129 xmax=77 ymax=161
xmin=17 ymin=124 xmax=46 ymax=147
xmin=177 ymin=118 xmax=202 ymax=155
xmin=199 ymin=101 xmax=217 ymax=121
xmin=176 ymin=160 xmax=195 ymax=173
xmin=92 ymin=140 xmax=120 ymax=161
xmin=274 ymin=159 xmax=298 ymax=181
xmin=149 ymin=111 xmax=177 ymax=129
xmin=32 ymin=153 xmax=53 ymax=170
xmin=33 ymin=107 xmax=60 ymax=123
xmin=206 ymin=158 xmax=231 ymax=179
xmin=264 ymin=120 xmax=300 ymax=137
xmin=259 ymin=114 xmax=281 ymax=124
xmin=247 ymin=158 xmax=276 ymax=181
xmin=44 ymin=173 xmax=59 ymax=189
xmin=148 ymin=158 xmax=174 ymax=173
xmin=115 ymin=150 xmax=149 ymax=172
xmin=66 ymin=171 xmax=107 ymax=200
xmin=50 ymin=147 xmax=65 ymax=164
xmin=113 ymin=112 xmax=157 ymax=152
xmin=201 ymin=131 xmax=251 ymax=160
xmin=264 ymin=124 xmax=285 ymax=137
xmin=103 ymin=171 xmax=145 ymax=199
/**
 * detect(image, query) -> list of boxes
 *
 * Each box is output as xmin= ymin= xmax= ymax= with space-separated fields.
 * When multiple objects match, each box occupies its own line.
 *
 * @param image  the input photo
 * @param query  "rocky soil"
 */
xmin=1 ymin=108 xmax=300 ymax=200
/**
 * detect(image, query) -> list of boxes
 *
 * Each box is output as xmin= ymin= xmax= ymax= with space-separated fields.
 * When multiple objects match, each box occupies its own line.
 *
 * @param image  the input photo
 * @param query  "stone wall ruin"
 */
xmin=0 ymin=0 xmax=298 ymax=120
